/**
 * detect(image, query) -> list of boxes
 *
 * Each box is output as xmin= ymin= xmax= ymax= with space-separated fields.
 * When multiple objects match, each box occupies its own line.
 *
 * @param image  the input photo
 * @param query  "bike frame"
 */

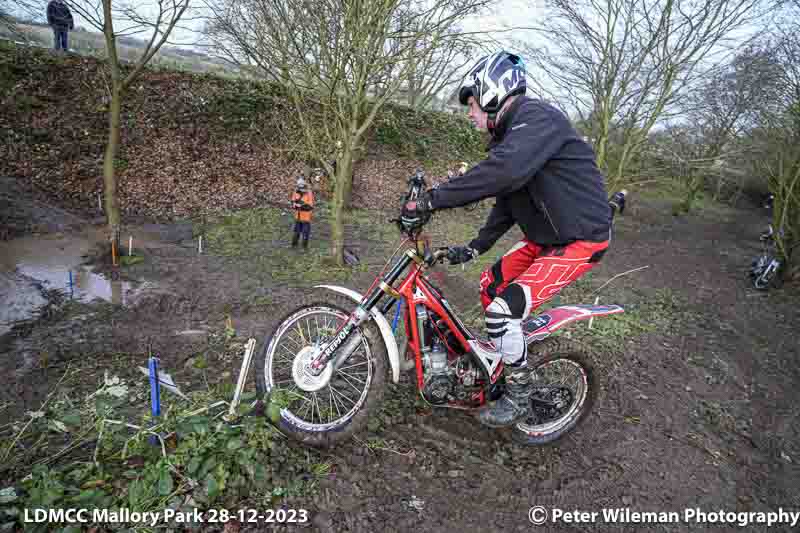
xmin=394 ymin=254 xmax=496 ymax=391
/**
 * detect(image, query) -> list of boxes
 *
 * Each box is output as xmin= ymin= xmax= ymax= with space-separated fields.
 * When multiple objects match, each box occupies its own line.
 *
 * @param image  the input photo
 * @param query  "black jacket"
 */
xmin=47 ymin=1 xmax=74 ymax=30
xmin=429 ymin=96 xmax=611 ymax=252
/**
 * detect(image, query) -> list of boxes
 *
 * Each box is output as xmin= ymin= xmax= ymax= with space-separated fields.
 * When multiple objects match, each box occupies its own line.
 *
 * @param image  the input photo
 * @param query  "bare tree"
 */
xmin=689 ymin=46 xmax=779 ymax=156
xmin=205 ymin=0 xmax=490 ymax=265
xmin=63 ymin=0 xmax=190 ymax=255
xmin=747 ymin=31 xmax=800 ymax=275
xmin=404 ymin=34 xmax=475 ymax=110
xmin=0 ymin=0 xmax=43 ymax=40
xmin=669 ymin=44 xmax=782 ymax=205
xmin=523 ymin=0 xmax=764 ymax=191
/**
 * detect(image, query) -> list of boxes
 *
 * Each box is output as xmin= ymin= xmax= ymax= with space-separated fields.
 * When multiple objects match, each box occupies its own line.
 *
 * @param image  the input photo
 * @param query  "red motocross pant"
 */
xmin=479 ymin=239 xmax=609 ymax=363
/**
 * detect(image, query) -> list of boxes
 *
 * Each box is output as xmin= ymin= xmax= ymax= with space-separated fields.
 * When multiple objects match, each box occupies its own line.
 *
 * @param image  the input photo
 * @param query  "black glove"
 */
xmin=609 ymin=191 xmax=626 ymax=215
xmin=400 ymin=192 xmax=433 ymax=230
xmin=447 ymin=246 xmax=478 ymax=265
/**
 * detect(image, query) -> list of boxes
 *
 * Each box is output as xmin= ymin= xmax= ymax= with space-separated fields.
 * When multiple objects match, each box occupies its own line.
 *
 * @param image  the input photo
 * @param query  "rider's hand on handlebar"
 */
xmin=447 ymin=245 xmax=478 ymax=265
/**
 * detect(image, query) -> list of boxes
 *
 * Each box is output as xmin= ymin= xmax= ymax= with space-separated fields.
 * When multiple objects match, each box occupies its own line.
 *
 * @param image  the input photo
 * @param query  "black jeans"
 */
xmin=293 ymin=221 xmax=310 ymax=240
xmin=53 ymin=28 xmax=68 ymax=51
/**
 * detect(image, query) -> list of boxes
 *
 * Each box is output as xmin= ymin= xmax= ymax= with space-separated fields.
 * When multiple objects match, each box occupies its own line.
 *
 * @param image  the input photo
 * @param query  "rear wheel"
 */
xmin=255 ymin=292 xmax=387 ymax=448
xmin=513 ymin=338 xmax=598 ymax=446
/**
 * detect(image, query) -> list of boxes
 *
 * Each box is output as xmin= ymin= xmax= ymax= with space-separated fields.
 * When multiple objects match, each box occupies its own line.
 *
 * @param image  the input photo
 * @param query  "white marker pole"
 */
xmin=224 ymin=338 xmax=257 ymax=422
xmin=98 ymin=194 xmax=102 ymax=211
xmin=129 ymin=236 xmax=133 ymax=256
xmin=198 ymin=236 xmax=203 ymax=254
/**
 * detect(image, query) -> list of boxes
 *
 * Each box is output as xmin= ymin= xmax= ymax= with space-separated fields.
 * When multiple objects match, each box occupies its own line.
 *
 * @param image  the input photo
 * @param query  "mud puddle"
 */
xmin=0 ymin=230 xmax=146 ymax=335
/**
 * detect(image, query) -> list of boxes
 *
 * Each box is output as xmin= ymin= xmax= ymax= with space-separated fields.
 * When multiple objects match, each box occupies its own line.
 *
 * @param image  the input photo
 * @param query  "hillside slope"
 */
xmin=0 ymin=42 xmax=484 ymax=221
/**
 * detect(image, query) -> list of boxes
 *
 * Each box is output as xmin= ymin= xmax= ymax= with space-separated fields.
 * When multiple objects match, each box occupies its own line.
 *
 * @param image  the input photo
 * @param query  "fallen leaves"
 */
xmin=1 ymin=46 xmax=480 ymax=222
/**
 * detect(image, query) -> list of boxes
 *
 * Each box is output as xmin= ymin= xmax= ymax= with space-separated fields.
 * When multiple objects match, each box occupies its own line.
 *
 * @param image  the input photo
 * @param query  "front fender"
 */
xmin=314 ymin=285 xmax=400 ymax=384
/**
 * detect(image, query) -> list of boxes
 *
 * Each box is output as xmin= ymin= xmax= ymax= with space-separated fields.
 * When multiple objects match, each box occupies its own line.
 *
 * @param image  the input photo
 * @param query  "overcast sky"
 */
xmin=10 ymin=0 xmax=772 ymax=117
xmin=12 ymin=0 xmax=543 ymax=49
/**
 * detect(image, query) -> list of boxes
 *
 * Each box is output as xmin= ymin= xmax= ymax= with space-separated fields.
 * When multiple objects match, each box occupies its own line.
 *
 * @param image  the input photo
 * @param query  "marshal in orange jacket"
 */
xmin=291 ymin=190 xmax=315 ymax=222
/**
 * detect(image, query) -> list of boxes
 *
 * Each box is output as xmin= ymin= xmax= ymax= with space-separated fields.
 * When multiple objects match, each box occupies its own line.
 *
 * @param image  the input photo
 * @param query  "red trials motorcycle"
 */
xmin=256 ymin=172 xmax=627 ymax=447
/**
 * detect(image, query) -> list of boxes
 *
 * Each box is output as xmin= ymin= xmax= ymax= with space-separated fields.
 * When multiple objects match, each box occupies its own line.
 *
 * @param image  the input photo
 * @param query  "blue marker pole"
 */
xmin=148 ymin=357 xmax=161 ymax=446
xmin=68 ymin=270 xmax=73 ymax=299
xmin=391 ymin=297 xmax=404 ymax=333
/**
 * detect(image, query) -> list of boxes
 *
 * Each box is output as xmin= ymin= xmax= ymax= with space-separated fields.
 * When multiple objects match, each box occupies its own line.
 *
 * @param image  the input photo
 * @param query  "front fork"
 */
xmin=309 ymin=306 xmax=371 ymax=375
xmin=308 ymin=251 xmax=417 ymax=376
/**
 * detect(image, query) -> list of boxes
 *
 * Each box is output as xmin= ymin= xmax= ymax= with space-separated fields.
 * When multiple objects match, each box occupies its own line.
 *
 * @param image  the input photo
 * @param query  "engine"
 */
xmin=421 ymin=339 xmax=455 ymax=404
xmin=417 ymin=308 xmax=484 ymax=405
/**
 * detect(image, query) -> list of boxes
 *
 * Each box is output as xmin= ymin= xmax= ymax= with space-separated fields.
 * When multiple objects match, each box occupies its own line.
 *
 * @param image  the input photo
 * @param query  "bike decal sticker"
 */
xmin=321 ymin=321 xmax=355 ymax=359
xmin=523 ymin=314 xmax=551 ymax=333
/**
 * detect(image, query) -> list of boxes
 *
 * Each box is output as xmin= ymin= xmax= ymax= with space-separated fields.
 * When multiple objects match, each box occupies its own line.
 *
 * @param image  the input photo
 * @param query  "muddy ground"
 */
xmin=2 ymin=174 xmax=799 ymax=532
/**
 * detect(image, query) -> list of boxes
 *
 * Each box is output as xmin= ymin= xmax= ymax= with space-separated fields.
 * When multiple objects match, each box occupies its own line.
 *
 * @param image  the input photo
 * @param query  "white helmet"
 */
xmin=458 ymin=51 xmax=526 ymax=115
xmin=296 ymin=176 xmax=307 ymax=190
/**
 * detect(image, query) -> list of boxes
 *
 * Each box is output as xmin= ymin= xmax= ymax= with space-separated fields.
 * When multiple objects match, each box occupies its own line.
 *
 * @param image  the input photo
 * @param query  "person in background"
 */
xmin=47 ymin=0 xmax=74 ymax=52
xmin=290 ymin=176 xmax=314 ymax=249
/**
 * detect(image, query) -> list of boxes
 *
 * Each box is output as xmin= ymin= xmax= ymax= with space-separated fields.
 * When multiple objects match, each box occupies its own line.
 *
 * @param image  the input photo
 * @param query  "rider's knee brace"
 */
xmin=484 ymin=283 xmax=529 ymax=364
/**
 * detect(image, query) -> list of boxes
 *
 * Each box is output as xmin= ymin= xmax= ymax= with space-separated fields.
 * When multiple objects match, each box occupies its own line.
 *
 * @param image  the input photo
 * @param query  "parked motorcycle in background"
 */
xmin=750 ymin=224 xmax=784 ymax=290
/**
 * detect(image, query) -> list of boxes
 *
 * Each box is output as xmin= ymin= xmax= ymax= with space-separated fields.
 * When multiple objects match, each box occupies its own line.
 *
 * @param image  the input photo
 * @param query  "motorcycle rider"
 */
xmin=401 ymin=51 xmax=612 ymax=427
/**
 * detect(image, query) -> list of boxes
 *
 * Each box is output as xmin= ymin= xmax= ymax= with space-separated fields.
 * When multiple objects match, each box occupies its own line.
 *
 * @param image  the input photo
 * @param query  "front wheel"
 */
xmin=255 ymin=292 xmax=387 ymax=448
xmin=513 ymin=338 xmax=598 ymax=446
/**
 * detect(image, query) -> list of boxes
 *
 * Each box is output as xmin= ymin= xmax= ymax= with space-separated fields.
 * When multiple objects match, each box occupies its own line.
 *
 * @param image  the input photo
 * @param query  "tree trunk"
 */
xmin=610 ymin=142 xmax=633 ymax=193
xmin=592 ymin=111 xmax=611 ymax=172
xmin=329 ymin=148 xmax=354 ymax=266
xmin=595 ymin=140 xmax=607 ymax=172
xmin=713 ymin=175 xmax=724 ymax=202
xmin=594 ymin=127 xmax=609 ymax=172
xmin=103 ymin=83 xmax=123 ymax=251
xmin=408 ymin=71 xmax=417 ymax=109
xmin=341 ymin=168 xmax=353 ymax=211
xmin=339 ymin=140 xmax=356 ymax=210
xmin=685 ymin=172 xmax=703 ymax=213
